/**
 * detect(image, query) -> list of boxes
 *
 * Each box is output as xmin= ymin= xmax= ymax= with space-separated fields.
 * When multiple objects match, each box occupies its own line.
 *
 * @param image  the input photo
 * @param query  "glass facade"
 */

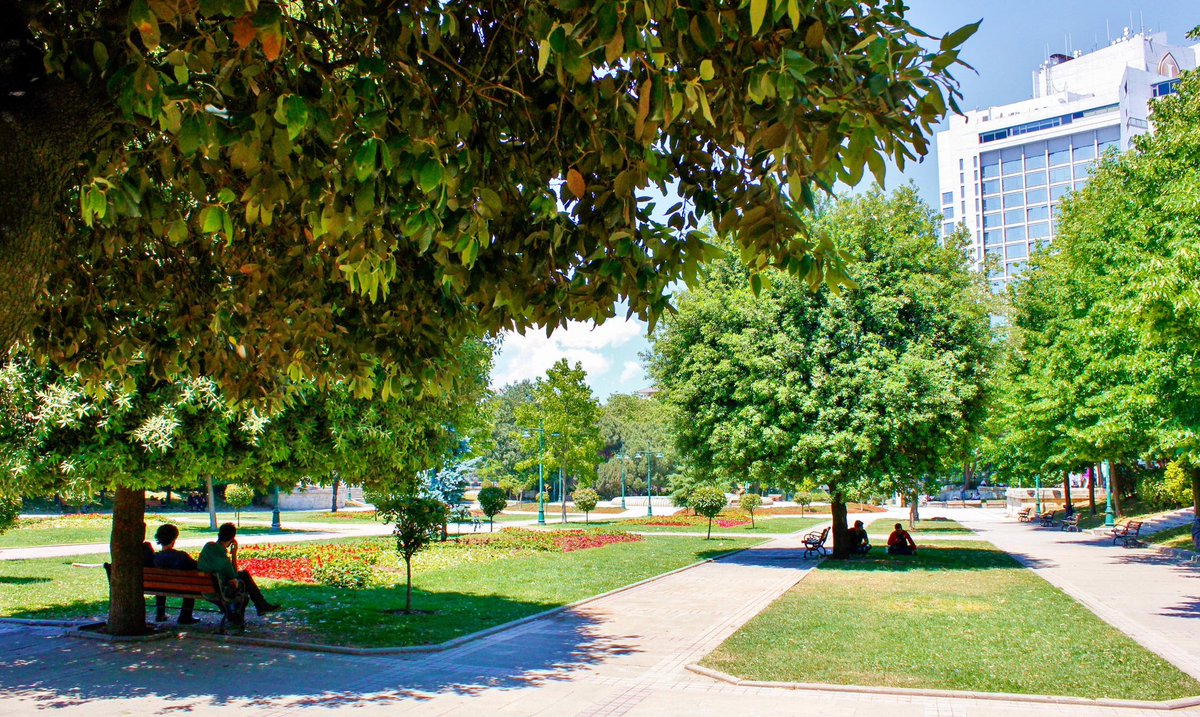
xmin=978 ymin=125 xmax=1120 ymax=286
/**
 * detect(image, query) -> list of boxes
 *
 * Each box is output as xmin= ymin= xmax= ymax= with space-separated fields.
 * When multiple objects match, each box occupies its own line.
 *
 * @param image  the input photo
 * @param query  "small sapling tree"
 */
xmin=740 ymin=493 xmax=763 ymax=528
xmin=573 ymin=488 xmax=600 ymax=525
xmin=691 ymin=487 xmax=728 ymax=540
xmin=477 ymin=486 xmax=507 ymax=532
xmin=794 ymin=491 xmax=813 ymax=517
xmin=377 ymin=493 xmax=447 ymax=613
xmin=224 ymin=484 xmax=255 ymax=528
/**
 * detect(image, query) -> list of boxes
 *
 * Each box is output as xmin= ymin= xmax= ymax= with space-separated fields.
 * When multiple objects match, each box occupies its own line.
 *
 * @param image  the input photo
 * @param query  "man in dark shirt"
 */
xmin=152 ymin=524 xmax=200 ymax=625
xmin=847 ymin=520 xmax=871 ymax=555
xmin=198 ymin=523 xmax=280 ymax=624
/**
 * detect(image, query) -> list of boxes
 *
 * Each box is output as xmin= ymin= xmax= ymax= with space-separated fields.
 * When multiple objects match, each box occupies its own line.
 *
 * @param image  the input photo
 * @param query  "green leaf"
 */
xmin=283 ymin=96 xmax=309 ymax=141
xmin=353 ymin=139 xmax=378 ymax=181
xmin=92 ymin=41 xmax=109 ymax=69
xmin=199 ymin=206 xmax=223 ymax=233
xmin=940 ymin=20 xmax=981 ymax=51
xmin=418 ymin=160 xmax=444 ymax=194
xmin=699 ymin=60 xmax=715 ymax=82
xmin=537 ymin=39 xmax=550 ymax=74
xmin=750 ymin=0 xmax=768 ymax=35
xmin=178 ymin=115 xmax=204 ymax=157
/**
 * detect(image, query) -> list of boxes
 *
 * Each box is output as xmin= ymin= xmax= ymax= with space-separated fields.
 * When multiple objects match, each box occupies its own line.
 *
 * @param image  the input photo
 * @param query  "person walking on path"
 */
xmin=886 ymin=522 xmax=917 ymax=556
xmin=151 ymin=523 xmax=200 ymax=625
xmin=198 ymin=523 xmax=281 ymax=624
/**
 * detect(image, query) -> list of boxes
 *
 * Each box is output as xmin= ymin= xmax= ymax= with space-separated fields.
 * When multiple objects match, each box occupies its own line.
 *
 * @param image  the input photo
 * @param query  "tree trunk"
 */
xmin=962 ymin=462 xmax=975 ymax=490
xmin=165 ymin=488 xmax=172 ymax=507
xmin=108 ymin=486 xmax=147 ymax=636
xmin=1190 ymin=465 xmax=1200 ymax=552
xmin=1063 ymin=471 xmax=1072 ymax=510
xmin=330 ymin=474 xmax=340 ymax=513
xmin=706 ymin=517 xmax=712 ymax=539
xmin=830 ymin=496 xmax=850 ymax=559
xmin=909 ymin=490 xmax=920 ymax=528
xmin=205 ymin=476 xmax=218 ymax=530
xmin=1088 ymin=467 xmax=1096 ymax=516
xmin=1110 ymin=461 xmax=1123 ymax=518
xmin=404 ymin=556 xmax=413 ymax=612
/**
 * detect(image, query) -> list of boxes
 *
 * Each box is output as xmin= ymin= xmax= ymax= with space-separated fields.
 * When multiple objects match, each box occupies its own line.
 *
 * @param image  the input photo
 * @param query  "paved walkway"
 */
xmin=4 ymin=511 xmax=1200 ymax=716
xmin=951 ymin=508 xmax=1200 ymax=682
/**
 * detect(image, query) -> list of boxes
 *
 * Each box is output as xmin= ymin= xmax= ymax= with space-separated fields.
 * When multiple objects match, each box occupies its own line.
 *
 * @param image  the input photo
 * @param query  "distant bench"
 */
xmin=104 ymin=564 xmax=233 ymax=633
xmin=1110 ymin=520 xmax=1144 ymax=548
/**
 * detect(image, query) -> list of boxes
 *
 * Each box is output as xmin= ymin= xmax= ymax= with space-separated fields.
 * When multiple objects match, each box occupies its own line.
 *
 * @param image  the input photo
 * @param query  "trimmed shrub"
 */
xmin=739 ymin=493 xmax=763 ymax=528
xmin=224 ymin=483 xmax=255 ymax=526
xmin=477 ymin=486 xmax=508 ymax=530
xmin=691 ymin=486 xmax=728 ymax=539
xmin=573 ymin=488 xmax=600 ymax=523
xmin=312 ymin=559 xmax=373 ymax=589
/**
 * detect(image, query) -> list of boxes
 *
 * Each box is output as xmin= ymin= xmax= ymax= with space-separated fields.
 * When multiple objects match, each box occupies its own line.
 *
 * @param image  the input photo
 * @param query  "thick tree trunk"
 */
xmin=330 ymin=474 xmax=340 ymax=513
xmin=1190 ymin=465 xmax=1200 ymax=551
xmin=1063 ymin=472 xmax=1072 ymax=510
xmin=830 ymin=496 xmax=850 ymax=559
xmin=1110 ymin=462 xmax=1123 ymax=518
xmin=205 ymin=476 xmax=218 ymax=530
xmin=108 ymin=486 xmax=147 ymax=636
xmin=909 ymin=491 xmax=920 ymax=528
xmin=1088 ymin=467 xmax=1096 ymax=516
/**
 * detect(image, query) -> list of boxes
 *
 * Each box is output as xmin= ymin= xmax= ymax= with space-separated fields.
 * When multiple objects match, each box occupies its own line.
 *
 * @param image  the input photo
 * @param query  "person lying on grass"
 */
xmin=197 ymin=522 xmax=281 ymax=626
xmin=887 ymin=523 xmax=917 ymax=556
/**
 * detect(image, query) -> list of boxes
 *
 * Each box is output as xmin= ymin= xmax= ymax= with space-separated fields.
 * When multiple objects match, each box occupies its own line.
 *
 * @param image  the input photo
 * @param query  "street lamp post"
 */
xmin=618 ymin=452 xmax=627 ymax=510
xmin=636 ymin=447 xmax=663 ymax=517
xmin=271 ymin=484 xmax=282 ymax=533
xmin=521 ymin=421 xmax=548 ymax=525
xmin=1102 ymin=461 xmax=1115 ymax=527
xmin=1035 ymin=474 xmax=1042 ymax=514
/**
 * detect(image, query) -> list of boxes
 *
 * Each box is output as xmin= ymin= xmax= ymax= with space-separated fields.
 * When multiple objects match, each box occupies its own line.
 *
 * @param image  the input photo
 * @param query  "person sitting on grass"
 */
xmin=886 ymin=522 xmax=917 ymax=556
xmin=198 ymin=522 xmax=281 ymax=625
xmin=848 ymin=520 xmax=871 ymax=555
xmin=152 ymin=523 xmax=200 ymax=625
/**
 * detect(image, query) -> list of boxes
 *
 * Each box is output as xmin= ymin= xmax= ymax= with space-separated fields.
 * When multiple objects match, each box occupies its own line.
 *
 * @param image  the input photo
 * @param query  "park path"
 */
xmin=950 ymin=507 xmax=1200 ymax=682
xmin=5 ymin=512 xmax=1198 ymax=716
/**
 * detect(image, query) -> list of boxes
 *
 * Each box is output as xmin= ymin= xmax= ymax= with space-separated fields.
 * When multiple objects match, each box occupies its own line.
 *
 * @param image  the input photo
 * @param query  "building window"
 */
xmin=942 ymin=191 xmax=954 ymax=205
xmin=1026 ymin=171 xmax=1047 ymax=187
xmin=1050 ymin=184 xmax=1071 ymax=201
xmin=1048 ymin=166 xmax=1072 ymax=184
xmin=1006 ymin=243 xmax=1028 ymax=260
xmin=1073 ymin=162 xmax=1093 ymax=180
xmin=1027 ymin=206 xmax=1049 ymax=222
xmin=1004 ymin=208 xmax=1024 ymax=225
xmin=982 ymin=179 xmax=1001 ymax=196
xmin=984 ymin=230 xmax=1003 ymax=246
xmin=983 ymin=197 xmax=1001 ymax=212
xmin=1028 ymin=222 xmax=1050 ymax=239
xmin=1026 ymin=188 xmax=1048 ymax=204
xmin=1003 ymin=175 xmax=1024 ymax=192
xmin=1006 ymin=226 xmax=1027 ymax=242
xmin=944 ymin=206 xmax=955 ymax=220
xmin=984 ymin=213 xmax=1002 ymax=229
xmin=1003 ymin=192 xmax=1023 ymax=209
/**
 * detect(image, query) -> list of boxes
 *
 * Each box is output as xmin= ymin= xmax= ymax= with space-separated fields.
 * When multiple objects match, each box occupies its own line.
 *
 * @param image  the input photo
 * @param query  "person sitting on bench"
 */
xmin=887 ymin=523 xmax=917 ymax=556
xmin=848 ymin=520 xmax=871 ymax=554
xmin=198 ymin=523 xmax=281 ymax=625
xmin=152 ymin=524 xmax=200 ymax=625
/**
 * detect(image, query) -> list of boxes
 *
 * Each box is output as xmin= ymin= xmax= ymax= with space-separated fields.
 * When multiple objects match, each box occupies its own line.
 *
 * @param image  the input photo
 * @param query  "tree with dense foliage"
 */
xmin=596 ymin=393 xmax=678 ymax=499
xmin=6 ymin=2 xmax=974 ymax=401
xmin=988 ymin=55 xmax=1200 ymax=533
xmin=479 ymin=381 xmax=537 ymax=496
xmin=375 ymin=493 xmax=447 ymax=613
xmin=651 ymin=187 xmax=994 ymax=557
xmin=0 ymin=495 xmax=20 ymax=534
xmin=691 ymin=486 xmax=728 ymax=539
xmin=516 ymin=360 xmax=603 ymax=518
xmin=572 ymin=488 xmax=600 ymax=524
xmin=477 ymin=485 xmax=507 ymax=531
xmin=739 ymin=493 xmax=762 ymax=528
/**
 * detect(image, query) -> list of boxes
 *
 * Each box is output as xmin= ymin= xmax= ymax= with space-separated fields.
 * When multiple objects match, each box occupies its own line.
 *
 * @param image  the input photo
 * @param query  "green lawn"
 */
xmin=0 ymin=535 xmax=759 ymax=648
xmin=701 ymin=540 xmax=1200 ymax=700
xmin=0 ymin=516 xmax=297 ymax=549
xmin=1148 ymin=525 xmax=1197 ymax=551
xmin=540 ymin=516 xmax=824 ymax=535
xmin=867 ymin=519 xmax=972 ymax=539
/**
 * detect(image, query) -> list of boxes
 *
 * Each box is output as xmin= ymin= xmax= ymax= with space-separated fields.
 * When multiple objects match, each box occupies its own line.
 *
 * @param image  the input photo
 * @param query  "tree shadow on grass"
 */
xmin=0 ymin=576 xmax=51 ymax=586
xmin=0 ymin=588 xmax=637 ymax=710
xmin=817 ymin=544 xmax=1047 ymax=573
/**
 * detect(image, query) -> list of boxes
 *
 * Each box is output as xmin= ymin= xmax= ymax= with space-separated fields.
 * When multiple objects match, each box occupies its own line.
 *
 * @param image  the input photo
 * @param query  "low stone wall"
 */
xmin=277 ymin=485 xmax=364 ymax=511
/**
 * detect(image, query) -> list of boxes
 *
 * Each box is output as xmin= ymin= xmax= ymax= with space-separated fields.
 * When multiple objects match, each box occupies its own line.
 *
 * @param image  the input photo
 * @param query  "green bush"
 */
xmin=691 ymin=486 xmax=728 ymax=539
xmin=478 ymin=486 xmax=507 ymax=529
xmin=0 ymin=495 xmax=20 ymax=533
xmin=224 ymin=483 xmax=255 ymax=525
xmin=312 ymin=560 xmax=374 ymax=589
xmin=1141 ymin=462 xmax=1193 ymax=510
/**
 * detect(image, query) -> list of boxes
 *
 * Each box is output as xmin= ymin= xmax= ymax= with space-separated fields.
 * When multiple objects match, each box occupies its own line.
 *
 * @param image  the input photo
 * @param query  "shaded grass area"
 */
xmin=867 ymin=519 xmax=972 ymax=539
xmin=701 ymin=540 xmax=1200 ymax=700
xmin=0 ymin=517 xmax=294 ymax=549
xmin=1 ymin=536 xmax=759 ymax=648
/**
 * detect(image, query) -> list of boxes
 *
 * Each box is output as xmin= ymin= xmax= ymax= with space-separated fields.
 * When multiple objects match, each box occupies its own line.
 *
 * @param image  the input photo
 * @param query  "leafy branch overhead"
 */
xmin=8 ymin=1 xmax=976 ymax=399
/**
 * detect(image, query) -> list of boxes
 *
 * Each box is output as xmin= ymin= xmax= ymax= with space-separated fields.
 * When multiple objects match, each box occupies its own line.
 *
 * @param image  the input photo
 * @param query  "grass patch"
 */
xmin=543 ymin=516 xmax=824 ymax=535
xmin=867 ymin=519 xmax=972 ymax=539
xmin=0 ymin=515 xmax=296 ymax=550
xmin=701 ymin=540 xmax=1200 ymax=701
xmin=0 ymin=534 xmax=759 ymax=648
xmin=1148 ymin=525 xmax=1197 ymax=551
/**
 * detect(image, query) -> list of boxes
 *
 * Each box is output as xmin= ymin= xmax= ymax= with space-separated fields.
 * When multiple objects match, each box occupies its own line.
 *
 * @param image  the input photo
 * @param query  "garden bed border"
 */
xmin=12 ymin=541 xmax=758 ymax=655
xmin=685 ymin=663 xmax=1200 ymax=711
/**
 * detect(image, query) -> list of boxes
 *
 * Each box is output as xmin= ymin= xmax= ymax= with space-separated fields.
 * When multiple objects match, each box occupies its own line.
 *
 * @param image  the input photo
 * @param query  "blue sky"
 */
xmin=491 ymin=1 xmax=1200 ymax=402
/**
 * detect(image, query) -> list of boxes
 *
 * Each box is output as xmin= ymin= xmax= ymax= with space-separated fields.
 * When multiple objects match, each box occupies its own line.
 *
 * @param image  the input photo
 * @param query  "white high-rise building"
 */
xmin=936 ymin=30 xmax=1199 ymax=291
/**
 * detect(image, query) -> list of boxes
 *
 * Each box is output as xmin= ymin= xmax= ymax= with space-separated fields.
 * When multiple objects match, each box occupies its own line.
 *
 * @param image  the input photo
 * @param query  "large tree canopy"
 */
xmin=650 ymin=187 xmax=994 ymax=556
xmin=3 ymin=1 xmax=975 ymax=398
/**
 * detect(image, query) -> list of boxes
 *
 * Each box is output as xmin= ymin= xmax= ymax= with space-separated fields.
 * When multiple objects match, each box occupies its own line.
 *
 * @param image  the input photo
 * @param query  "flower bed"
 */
xmin=238 ymin=558 xmax=315 ymax=583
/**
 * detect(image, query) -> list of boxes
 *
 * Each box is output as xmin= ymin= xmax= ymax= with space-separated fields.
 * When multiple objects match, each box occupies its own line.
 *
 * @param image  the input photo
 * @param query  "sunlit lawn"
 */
xmin=539 ymin=516 xmax=824 ymax=535
xmin=701 ymin=539 xmax=1200 ymax=700
xmin=0 ymin=535 xmax=760 ymax=648
xmin=0 ymin=516 xmax=298 ymax=550
xmin=1148 ymin=525 xmax=1197 ymax=551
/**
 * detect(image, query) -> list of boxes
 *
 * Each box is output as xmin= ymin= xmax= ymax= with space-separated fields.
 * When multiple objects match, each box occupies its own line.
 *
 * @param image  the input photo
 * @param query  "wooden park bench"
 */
xmin=1016 ymin=507 xmax=1033 ymax=522
xmin=1059 ymin=513 xmax=1081 ymax=532
xmin=104 ymin=564 xmax=233 ymax=633
xmin=802 ymin=527 xmax=830 ymax=559
xmin=1110 ymin=520 xmax=1144 ymax=548
xmin=1038 ymin=510 xmax=1057 ymax=527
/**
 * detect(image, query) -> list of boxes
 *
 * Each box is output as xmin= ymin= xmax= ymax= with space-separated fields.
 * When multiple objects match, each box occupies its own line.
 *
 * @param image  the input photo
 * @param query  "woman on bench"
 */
xmin=152 ymin=524 xmax=200 ymax=625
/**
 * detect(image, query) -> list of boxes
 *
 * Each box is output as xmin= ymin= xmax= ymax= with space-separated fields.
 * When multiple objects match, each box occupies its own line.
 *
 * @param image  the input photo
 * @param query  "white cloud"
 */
xmin=492 ymin=318 xmax=645 ymax=390
xmin=619 ymin=360 xmax=644 ymax=384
